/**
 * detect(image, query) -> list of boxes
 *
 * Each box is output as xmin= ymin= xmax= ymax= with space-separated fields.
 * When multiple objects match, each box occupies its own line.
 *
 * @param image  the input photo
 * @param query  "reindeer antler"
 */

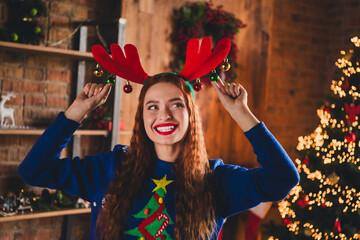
xmin=91 ymin=37 xmax=231 ymax=86
xmin=92 ymin=44 xmax=149 ymax=84
xmin=180 ymin=37 xmax=231 ymax=81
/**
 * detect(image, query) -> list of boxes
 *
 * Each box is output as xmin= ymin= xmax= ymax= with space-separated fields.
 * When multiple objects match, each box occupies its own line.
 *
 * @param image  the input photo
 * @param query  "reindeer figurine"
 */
xmin=0 ymin=93 xmax=16 ymax=127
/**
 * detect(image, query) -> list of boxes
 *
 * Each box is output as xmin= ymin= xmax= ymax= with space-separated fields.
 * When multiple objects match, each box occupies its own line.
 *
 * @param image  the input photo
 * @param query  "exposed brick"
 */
xmin=51 ymin=2 xmax=74 ymax=17
xmin=23 ymin=82 xmax=46 ymax=93
xmin=6 ymin=66 xmax=24 ymax=79
xmin=0 ymin=163 xmax=18 ymax=175
xmin=23 ymin=107 xmax=59 ymax=126
xmin=48 ymin=27 xmax=72 ymax=42
xmin=2 ymin=80 xmax=23 ymax=92
xmin=24 ymin=67 xmax=45 ymax=81
xmin=71 ymin=5 xmax=89 ymax=20
xmin=34 ymin=227 xmax=61 ymax=240
xmin=7 ymin=95 xmax=23 ymax=106
xmin=0 ymin=65 xmax=6 ymax=77
xmin=25 ymin=95 xmax=46 ymax=106
xmin=0 ymin=147 xmax=21 ymax=162
xmin=46 ymin=82 xmax=68 ymax=95
xmin=47 ymin=69 xmax=72 ymax=83
xmin=71 ymin=0 xmax=88 ymax=5
xmin=46 ymin=96 xmax=69 ymax=108
xmin=37 ymin=216 xmax=64 ymax=226
xmin=26 ymin=55 xmax=71 ymax=69
xmin=49 ymin=16 xmax=70 ymax=27
xmin=18 ymin=136 xmax=40 ymax=147
xmin=0 ymin=136 xmax=19 ymax=146
xmin=3 ymin=52 xmax=26 ymax=65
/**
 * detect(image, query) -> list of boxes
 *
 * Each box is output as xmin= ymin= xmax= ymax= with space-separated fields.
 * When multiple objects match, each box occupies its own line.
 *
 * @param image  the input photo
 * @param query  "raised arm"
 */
xmin=65 ymin=82 xmax=112 ymax=122
xmin=18 ymin=83 xmax=116 ymax=201
xmin=211 ymin=79 xmax=300 ymax=217
xmin=211 ymin=79 xmax=259 ymax=131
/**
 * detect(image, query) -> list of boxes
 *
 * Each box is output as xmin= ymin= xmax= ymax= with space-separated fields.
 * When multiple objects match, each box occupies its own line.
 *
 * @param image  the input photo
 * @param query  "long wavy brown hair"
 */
xmin=96 ymin=73 xmax=217 ymax=239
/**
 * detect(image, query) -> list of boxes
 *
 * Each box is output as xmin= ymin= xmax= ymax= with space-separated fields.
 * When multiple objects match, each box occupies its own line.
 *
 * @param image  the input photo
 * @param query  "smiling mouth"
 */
xmin=154 ymin=125 xmax=178 ymax=135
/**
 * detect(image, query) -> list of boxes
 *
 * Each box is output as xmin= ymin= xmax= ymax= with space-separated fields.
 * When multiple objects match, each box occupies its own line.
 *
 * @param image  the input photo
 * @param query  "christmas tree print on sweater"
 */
xmin=126 ymin=175 xmax=174 ymax=240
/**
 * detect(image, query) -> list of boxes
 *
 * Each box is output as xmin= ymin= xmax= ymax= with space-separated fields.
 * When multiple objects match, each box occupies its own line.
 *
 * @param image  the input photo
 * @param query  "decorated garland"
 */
xmin=171 ymin=2 xmax=246 ymax=82
xmin=0 ymin=0 xmax=46 ymax=44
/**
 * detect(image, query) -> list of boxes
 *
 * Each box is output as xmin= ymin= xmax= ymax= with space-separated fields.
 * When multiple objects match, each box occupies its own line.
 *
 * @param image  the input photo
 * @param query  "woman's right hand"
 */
xmin=64 ymin=83 xmax=112 ymax=123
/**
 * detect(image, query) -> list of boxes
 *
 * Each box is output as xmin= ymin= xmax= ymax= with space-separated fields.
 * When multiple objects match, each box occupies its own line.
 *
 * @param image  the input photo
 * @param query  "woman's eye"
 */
xmin=171 ymin=103 xmax=184 ymax=108
xmin=148 ymin=105 xmax=158 ymax=110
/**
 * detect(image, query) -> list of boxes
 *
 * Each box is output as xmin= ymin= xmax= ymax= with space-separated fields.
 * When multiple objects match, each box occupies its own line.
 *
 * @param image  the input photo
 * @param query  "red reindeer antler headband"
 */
xmin=91 ymin=37 xmax=231 ymax=93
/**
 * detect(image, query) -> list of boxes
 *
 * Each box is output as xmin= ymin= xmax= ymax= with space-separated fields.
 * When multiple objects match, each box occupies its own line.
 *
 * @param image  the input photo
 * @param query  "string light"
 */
xmin=270 ymin=36 xmax=360 ymax=240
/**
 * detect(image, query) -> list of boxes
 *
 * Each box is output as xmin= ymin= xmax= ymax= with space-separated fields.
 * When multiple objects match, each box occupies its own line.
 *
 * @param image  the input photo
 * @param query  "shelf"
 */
xmin=0 ymin=129 xmax=111 ymax=136
xmin=0 ymin=208 xmax=91 ymax=222
xmin=0 ymin=41 xmax=94 ymax=60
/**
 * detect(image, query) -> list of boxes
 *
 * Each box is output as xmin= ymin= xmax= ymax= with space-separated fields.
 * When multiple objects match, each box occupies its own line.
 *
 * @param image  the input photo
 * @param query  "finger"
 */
xmin=211 ymin=81 xmax=226 ymax=95
xmin=224 ymin=83 xmax=235 ymax=98
xmin=82 ymin=83 xmax=92 ymax=95
xmin=217 ymin=77 xmax=226 ymax=91
xmin=96 ymin=83 xmax=112 ymax=104
xmin=228 ymin=83 xmax=237 ymax=98
xmin=88 ymin=83 xmax=98 ymax=97
xmin=239 ymin=84 xmax=247 ymax=97
xmin=234 ymin=84 xmax=241 ymax=96
xmin=211 ymin=81 xmax=232 ymax=106
xmin=94 ymin=84 xmax=104 ymax=96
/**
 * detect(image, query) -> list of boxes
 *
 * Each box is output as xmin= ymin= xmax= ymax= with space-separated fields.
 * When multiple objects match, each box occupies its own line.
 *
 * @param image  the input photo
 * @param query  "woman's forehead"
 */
xmin=144 ymin=82 xmax=185 ymax=101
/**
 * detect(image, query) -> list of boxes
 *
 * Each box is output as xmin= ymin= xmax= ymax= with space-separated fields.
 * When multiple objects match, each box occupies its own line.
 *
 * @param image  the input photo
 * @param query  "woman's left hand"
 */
xmin=211 ymin=78 xmax=260 ymax=132
xmin=211 ymin=78 xmax=248 ymax=114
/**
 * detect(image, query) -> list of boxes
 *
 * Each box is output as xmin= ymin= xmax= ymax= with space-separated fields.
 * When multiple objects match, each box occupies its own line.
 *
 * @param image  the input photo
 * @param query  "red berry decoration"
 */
xmin=283 ymin=217 xmax=292 ymax=225
xmin=345 ymin=132 xmax=356 ymax=142
xmin=123 ymin=81 xmax=133 ymax=93
xmin=304 ymin=157 xmax=309 ymax=165
xmin=341 ymin=79 xmax=349 ymax=90
xmin=194 ymin=82 xmax=202 ymax=92
xmin=297 ymin=196 xmax=309 ymax=208
xmin=324 ymin=106 xmax=330 ymax=113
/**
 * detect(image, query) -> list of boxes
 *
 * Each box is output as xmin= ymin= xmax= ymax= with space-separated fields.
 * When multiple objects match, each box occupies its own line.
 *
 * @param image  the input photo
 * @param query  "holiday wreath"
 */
xmin=171 ymin=2 xmax=246 ymax=83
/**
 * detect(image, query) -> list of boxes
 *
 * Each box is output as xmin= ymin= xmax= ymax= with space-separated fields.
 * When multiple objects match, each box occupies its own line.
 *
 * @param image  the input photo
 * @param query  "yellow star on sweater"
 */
xmin=152 ymin=175 xmax=173 ymax=194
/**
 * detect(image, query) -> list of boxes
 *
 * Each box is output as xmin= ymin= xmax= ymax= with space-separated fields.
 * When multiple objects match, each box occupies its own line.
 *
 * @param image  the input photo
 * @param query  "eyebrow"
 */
xmin=145 ymin=98 xmax=184 ymax=105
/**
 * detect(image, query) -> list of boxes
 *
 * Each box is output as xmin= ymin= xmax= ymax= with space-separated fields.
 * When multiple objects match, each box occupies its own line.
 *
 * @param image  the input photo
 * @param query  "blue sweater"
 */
xmin=18 ymin=113 xmax=299 ymax=240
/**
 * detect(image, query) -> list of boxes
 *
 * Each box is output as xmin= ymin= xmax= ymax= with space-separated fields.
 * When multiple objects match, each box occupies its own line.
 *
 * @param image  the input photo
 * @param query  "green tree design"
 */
xmin=126 ymin=175 xmax=174 ymax=240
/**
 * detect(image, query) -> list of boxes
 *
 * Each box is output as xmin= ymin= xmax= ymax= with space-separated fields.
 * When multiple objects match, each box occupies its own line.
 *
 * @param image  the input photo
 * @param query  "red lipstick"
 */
xmin=154 ymin=123 xmax=178 ymax=135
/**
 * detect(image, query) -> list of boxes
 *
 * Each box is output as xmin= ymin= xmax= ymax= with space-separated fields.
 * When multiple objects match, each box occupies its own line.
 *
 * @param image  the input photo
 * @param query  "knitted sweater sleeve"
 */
xmin=18 ymin=112 xmax=124 ymax=202
xmin=214 ymin=122 xmax=300 ymax=218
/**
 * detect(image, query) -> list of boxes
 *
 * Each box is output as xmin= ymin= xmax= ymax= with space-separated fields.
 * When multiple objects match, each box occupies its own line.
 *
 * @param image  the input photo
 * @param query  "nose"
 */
xmin=159 ymin=107 xmax=172 ymax=120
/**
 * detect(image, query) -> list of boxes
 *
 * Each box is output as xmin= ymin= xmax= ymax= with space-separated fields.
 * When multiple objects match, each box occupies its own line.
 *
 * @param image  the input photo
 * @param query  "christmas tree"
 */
xmin=266 ymin=37 xmax=360 ymax=240
xmin=126 ymin=175 xmax=174 ymax=240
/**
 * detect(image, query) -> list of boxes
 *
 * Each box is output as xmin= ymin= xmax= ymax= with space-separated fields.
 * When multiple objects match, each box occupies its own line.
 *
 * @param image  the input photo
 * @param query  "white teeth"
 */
xmin=156 ymin=126 xmax=175 ymax=132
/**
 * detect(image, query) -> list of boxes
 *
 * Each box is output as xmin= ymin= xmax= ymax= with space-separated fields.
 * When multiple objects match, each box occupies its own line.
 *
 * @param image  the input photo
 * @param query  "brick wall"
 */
xmin=0 ymin=0 xmax=115 ymax=239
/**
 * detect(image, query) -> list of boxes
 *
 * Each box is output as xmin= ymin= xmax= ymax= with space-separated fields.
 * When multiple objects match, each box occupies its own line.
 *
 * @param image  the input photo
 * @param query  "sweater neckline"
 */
xmin=156 ymin=158 xmax=174 ymax=170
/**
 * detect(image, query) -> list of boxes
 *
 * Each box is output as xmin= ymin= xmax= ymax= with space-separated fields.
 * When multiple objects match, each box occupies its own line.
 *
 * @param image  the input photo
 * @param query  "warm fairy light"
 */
xmin=331 ymin=80 xmax=346 ymax=97
xmin=351 ymin=36 xmax=360 ymax=47
xmin=297 ymin=126 xmax=326 ymax=151
xmin=273 ymin=36 xmax=360 ymax=240
xmin=336 ymin=57 xmax=352 ymax=69
xmin=318 ymin=109 xmax=331 ymax=126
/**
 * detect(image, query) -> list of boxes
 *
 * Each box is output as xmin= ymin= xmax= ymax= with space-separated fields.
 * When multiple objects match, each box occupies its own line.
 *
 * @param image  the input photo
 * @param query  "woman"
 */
xmin=18 ymin=39 xmax=299 ymax=240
